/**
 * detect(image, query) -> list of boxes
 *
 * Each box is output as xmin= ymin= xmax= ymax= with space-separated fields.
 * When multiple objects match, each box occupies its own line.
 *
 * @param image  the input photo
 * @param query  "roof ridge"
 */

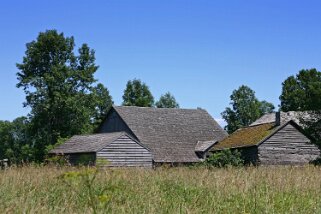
xmin=72 ymin=131 xmax=126 ymax=138
xmin=245 ymin=122 xmax=276 ymax=129
xmin=113 ymin=105 xmax=206 ymax=111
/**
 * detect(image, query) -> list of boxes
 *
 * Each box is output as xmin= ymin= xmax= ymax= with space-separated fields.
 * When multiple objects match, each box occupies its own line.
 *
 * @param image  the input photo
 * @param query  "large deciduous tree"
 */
xmin=222 ymin=85 xmax=275 ymax=134
xmin=280 ymin=68 xmax=321 ymax=111
xmin=16 ymin=30 xmax=112 ymax=161
xmin=122 ymin=79 xmax=154 ymax=107
xmin=156 ymin=92 xmax=179 ymax=108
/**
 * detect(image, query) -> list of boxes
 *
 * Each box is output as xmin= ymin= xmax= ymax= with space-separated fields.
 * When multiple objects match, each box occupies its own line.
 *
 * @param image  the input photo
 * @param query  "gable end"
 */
xmin=96 ymin=134 xmax=153 ymax=167
xmin=98 ymin=107 xmax=138 ymax=140
xmin=258 ymin=122 xmax=320 ymax=165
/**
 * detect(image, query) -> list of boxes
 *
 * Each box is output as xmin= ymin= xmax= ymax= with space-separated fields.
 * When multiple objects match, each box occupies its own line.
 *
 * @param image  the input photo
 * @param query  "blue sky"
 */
xmin=1 ymin=1 xmax=321 ymax=126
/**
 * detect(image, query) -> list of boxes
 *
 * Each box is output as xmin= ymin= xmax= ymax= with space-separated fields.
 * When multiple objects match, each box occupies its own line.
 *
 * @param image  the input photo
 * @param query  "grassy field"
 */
xmin=1 ymin=165 xmax=321 ymax=214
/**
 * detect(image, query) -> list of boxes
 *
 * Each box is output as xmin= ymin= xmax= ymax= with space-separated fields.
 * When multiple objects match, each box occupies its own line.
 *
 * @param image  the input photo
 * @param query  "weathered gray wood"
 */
xmin=259 ymin=150 xmax=318 ymax=155
xmin=99 ymin=109 xmax=136 ymax=139
xmin=258 ymin=123 xmax=320 ymax=165
xmin=98 ymin=152 xmax=150 ymax=155
xmin=96 ymin=135 xmax=152 ymax=168
xmin=98 ymin=106 xmax=228 ymax=164
xmin=105 ymin=164 xmax=153 ymax=168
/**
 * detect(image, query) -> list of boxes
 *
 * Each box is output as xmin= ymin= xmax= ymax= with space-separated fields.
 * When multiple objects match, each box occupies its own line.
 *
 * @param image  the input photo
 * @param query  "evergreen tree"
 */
xmin=122 ymin=79 xmax=154 ymax=107
xmin=156 ymin=92 xmax=179 ymax=108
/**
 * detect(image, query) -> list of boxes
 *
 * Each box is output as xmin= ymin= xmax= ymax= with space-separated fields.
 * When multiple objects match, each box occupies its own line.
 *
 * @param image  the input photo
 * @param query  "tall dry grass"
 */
xmin=0 ymin=165 xmax=321 ymax=213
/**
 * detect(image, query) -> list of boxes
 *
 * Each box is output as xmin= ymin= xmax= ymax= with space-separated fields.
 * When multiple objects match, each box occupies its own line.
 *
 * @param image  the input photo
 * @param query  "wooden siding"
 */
xmin=96 ymin=136 xmax=153 ymax=167
xmin=258 ymin=123 xmax=320 ymax=165
xmin=99 ymin=109 xmax=136 ymax=138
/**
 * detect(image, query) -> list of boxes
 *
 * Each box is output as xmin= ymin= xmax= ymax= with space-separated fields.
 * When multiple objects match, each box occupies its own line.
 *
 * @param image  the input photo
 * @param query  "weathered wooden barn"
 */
xmin=210 ymin=120 xmax=320 ymax=165
xmin=50 ymin=132 xmax=153 ymax=167
xmin=50 ymin=106 xmax=228 ymax=166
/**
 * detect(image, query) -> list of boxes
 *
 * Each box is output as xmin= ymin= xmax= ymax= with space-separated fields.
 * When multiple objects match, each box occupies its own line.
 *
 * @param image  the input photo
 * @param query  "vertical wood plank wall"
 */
xmin=258 ymin=124 xmax=320 ymax=165
xmin=99 ymin=110 xmax=136 ymax=138
xmin=97 ymin=136 xmax=153 ymax=167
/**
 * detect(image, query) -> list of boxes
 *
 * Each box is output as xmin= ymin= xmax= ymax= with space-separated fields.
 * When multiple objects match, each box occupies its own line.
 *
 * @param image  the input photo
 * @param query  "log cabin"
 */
xmin=210 ymin=120 xmax=320 ymax=165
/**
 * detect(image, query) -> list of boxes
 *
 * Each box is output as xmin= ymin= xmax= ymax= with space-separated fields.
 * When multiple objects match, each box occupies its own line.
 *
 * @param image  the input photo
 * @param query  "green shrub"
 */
xmin=204 ymin=149 xmax=244 ymax=168
xmin=45 ymin=155 xmax=69 ymax=166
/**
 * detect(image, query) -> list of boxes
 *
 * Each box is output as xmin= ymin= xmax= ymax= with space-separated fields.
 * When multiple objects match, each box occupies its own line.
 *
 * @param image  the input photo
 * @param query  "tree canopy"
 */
xmin=280 ymin=68 xmax=321 ymax=111
xmin=0 ymin=117 xmax=32 ymax=163
xmin=222 ymin=85 xmax=275 ymax=134
xmin=91 ymin=83 xmax=113 ymax=128
xmin=122 ymin=79 xmax=154 ymax=107
xmin=16 ymin=30 xmax=113 ymax=161
xmin=156 ymin=92 xmax=180 ymax=108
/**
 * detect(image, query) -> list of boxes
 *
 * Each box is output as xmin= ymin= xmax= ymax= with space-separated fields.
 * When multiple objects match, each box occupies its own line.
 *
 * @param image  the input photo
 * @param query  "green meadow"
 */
xmin=1 ymin=166 xmax=321 ymax=214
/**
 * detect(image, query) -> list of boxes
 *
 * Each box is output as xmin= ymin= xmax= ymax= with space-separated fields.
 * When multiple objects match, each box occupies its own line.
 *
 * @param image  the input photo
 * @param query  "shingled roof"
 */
xmin=250 ymin=111 xmax=318 ymax=127
xmin=112 ymin=106 xmax=228 ymax=163
xmin=195 ymin=140 xmax=218 ymax=152
xmin=50 ymin=132 xmax=130 ymax=154
xmin=250 ymin=113 xmax=275 ymax=126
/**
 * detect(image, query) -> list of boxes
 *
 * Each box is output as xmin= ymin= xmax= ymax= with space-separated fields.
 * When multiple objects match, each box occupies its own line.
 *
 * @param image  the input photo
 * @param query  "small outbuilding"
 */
xmin=50 ymin=132 xmax=153 ymax=167
xmin=210 ymin=120 xmax=320 ymax=165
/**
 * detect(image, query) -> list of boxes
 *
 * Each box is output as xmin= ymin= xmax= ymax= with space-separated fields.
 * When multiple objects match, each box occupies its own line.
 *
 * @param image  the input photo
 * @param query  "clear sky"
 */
xmin=1 ymin=1 xmax=321 ymax=126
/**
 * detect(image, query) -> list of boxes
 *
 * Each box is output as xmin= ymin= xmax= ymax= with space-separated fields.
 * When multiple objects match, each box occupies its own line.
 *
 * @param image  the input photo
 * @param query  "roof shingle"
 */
xmin=113 ymin=106 xmax=228 ymax=162
xmin=250 ymin=111 xmax=319 ymax=127
xmin=50 ymin=132 xmax=126 ymax=154
xmin=195 ymin=140 xmax=218 ymax=152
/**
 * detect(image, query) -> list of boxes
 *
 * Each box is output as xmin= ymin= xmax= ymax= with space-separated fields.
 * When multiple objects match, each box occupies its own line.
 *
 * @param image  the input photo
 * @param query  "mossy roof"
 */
xmin=211 ymin=123 xmax=276 ymax=151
